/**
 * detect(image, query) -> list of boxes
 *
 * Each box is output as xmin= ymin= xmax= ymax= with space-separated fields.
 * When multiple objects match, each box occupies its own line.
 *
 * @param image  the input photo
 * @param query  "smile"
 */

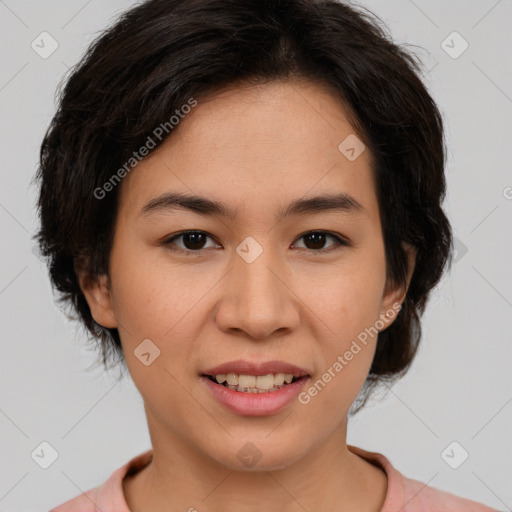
xmin=207 ymin=372 xmax=300 ymax=393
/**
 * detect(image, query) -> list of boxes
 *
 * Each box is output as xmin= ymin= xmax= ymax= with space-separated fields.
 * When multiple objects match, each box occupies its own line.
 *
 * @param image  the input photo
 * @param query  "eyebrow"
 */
xmin=140 ymin=191 xmax=365 ymax=220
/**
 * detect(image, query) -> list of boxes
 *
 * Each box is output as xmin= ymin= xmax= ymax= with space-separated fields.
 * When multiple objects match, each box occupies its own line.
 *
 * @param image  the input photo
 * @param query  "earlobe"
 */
xmin=74 ymin=260 xmax=117 ymax=329
xmin=400 ymin=242 xmax=417 ymax=301
xmin=380 ymin=242 xmax=417 ymax=327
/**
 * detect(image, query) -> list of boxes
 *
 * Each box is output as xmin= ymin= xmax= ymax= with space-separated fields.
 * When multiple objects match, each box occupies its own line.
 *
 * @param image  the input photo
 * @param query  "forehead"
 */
xmin=117 ymin=79 xmax=377 ymax=220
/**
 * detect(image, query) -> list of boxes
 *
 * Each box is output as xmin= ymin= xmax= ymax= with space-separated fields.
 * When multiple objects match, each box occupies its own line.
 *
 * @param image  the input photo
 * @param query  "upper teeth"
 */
xmin=215 ymin=373 xmax=294 ymax=390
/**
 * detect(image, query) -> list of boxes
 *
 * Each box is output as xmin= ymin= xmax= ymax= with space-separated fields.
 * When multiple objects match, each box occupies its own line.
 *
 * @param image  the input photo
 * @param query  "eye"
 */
xmin=292 ymin=231 xmax=348 ymax=253
xmin=161 ymin=230 xmax=348 ymax=255
xmin=162 ymin=231 xmax=220 ymax=254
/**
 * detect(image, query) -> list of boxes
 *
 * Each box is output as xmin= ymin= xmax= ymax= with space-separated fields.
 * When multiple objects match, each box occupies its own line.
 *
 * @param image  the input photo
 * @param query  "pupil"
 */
xmin=306 ymin=232 xmax=325 ymax=250
xmin=184 ymin=232 xmax=205 ymax=250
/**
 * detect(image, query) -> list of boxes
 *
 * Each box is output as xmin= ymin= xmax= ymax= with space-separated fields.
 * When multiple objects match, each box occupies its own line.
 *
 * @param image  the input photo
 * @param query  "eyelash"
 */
xmin=160 ymin=230 xmax=349 ymax=256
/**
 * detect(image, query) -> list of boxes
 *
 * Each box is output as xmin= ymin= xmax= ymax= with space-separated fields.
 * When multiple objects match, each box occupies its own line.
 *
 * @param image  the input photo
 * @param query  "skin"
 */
xmin=78 ymin=79 xmax=416 ymax=512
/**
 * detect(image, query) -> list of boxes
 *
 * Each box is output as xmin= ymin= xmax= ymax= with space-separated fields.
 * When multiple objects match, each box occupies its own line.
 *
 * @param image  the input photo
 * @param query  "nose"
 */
xmin=215 ymin=246 xmax=300 ymax=340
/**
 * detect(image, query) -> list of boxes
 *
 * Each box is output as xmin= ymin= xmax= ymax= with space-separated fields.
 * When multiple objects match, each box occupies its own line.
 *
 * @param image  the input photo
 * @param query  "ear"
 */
xmin=380 ymin=242 xmax=416 ymax=325
xmin=74 ymin=258 xmax=117 ymax=329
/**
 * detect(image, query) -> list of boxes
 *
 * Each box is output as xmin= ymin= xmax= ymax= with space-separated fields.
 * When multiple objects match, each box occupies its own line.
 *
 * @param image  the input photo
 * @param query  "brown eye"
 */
xmin=180 ymin=232 xmax=208 ymax=250
xmin=163 ymin=231 xmax=219 ymax=254
xmin=293 ymin=231 xmax=347 ymax=252
xmin=162 ymin=230 xmax=347 ymax=256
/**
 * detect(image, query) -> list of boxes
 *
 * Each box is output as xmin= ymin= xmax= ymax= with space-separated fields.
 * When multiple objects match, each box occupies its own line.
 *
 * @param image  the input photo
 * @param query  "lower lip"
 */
xmin=201 ymin=376 xmax=309 ymax=416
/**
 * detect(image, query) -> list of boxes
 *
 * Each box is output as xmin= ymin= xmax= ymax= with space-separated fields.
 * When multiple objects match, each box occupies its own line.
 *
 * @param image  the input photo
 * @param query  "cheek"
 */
xmin=107 ymin=248 xmax=211 ymax=416
xmin=296 ymin=253 xmax=386 ymax=340
xmin=294 ymin=253 xmax=386 ymax=401
xmin=295 ymin=275 xmax=382 ymax=430
xmin=108 ymin=245 xmax=228 ymax=404
xmin=109 ymin=244 xmax=221 ymax=341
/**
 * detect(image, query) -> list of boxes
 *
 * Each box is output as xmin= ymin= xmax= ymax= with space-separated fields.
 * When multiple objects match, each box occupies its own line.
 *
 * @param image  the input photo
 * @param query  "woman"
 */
xmin=36 ymin=0 xmax=496 ymax=510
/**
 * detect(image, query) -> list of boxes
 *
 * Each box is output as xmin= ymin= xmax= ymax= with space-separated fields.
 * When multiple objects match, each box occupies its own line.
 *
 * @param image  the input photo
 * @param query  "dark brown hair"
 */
xmin=35 ymin=0 xmax=453 ymax=413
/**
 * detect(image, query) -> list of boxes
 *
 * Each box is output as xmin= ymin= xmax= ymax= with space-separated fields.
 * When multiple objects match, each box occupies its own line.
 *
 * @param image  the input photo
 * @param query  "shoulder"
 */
xmin=49 ymin=487 xmax=99 ymax=512
xmin=398 ymin=473 xmax=497 ymax=511
xmin=347 ymin=445 xmax=497 ymax=512
xmin=49 ymin=450 xmax=153 ymax=512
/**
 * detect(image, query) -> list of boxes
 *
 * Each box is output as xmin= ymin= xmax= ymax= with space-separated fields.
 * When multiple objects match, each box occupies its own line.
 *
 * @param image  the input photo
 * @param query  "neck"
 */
xmin=123 ymin=419 xmax=387 ymax=512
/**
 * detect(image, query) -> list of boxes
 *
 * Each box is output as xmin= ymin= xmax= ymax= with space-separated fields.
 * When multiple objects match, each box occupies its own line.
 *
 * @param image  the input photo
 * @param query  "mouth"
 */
xmin=203 ymin=373 xmax=307 ymax=393
xmin=200 ymin=359 xmax=310 ymax=398
xmin=200 ymin=363 xmax=311 ymax=416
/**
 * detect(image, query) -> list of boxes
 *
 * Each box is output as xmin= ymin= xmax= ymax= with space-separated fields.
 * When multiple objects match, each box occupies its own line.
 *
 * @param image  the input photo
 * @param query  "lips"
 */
xmin=200 ymin=359 xmax=311 ymax=416
xmin=202 ymin=359 xmax=310 ymax=378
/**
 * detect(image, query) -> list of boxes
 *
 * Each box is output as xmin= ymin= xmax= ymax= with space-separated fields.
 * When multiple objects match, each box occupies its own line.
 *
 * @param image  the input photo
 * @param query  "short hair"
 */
xmin=35 ymin=0 xmax=453 ymax=413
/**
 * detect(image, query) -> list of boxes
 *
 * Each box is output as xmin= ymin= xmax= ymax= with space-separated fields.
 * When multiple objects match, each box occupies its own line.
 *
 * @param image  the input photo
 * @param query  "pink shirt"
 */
xmin=50 ymin=445 xmax=497 ymax=511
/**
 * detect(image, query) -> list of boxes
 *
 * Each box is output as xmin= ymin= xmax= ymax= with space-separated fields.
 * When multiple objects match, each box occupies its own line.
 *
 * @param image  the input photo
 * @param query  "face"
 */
xmin=81 ymin=79 xmax=410 ymax=471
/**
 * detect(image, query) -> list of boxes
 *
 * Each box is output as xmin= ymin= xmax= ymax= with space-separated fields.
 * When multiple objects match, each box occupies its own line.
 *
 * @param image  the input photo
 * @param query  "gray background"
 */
xmin=0 ymin=0 xmax=511 ymax=510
